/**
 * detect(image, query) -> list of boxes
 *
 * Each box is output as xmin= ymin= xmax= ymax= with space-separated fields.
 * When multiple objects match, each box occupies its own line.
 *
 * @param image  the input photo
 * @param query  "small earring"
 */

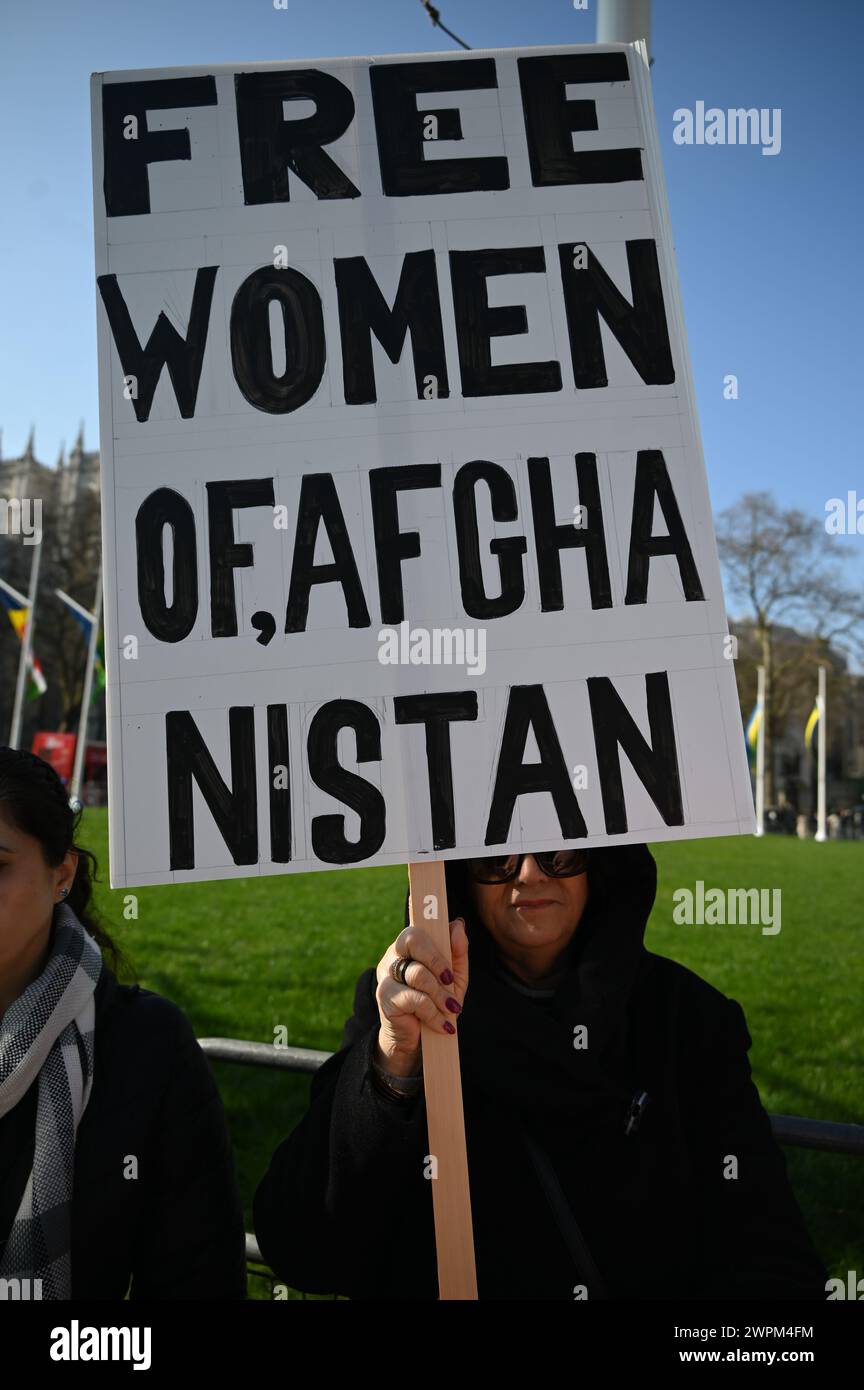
xmin=59 ymin=887 xmax=70 ymax=899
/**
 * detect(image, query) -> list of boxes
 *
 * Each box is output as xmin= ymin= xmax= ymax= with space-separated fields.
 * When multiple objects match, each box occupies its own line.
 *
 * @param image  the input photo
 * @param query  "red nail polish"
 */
xmin=440 ymin=968 xmax=454 ymax=984
xmin=443 ymin=1021 xmax=456 ymax=1034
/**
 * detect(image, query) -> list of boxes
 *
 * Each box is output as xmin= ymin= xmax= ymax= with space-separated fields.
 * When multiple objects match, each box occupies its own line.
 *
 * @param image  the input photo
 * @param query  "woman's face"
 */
xmin=0 ymin=809 xmax=78 ymax=976
xmin=468 ymin=853 xmax=590 ymax=960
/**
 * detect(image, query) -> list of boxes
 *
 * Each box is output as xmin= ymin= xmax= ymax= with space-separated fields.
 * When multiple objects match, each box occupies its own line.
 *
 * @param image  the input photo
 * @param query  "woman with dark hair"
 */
xmin=0 ymin=747 xmax=247 ymax=1300
xmin=254 ymin=844 xmax=828 ymax=1300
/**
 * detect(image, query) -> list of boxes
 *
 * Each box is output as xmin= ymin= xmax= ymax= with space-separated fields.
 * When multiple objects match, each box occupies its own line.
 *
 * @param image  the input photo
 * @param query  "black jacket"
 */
xmin=0 ymin=964 xmax=247 ymax=1299
xmin=253 ymin=843 xmax=829 ymax=1300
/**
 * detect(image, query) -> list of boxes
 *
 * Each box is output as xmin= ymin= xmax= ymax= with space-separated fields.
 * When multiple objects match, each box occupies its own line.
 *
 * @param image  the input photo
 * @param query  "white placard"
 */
xmin=90 ymin=44 xmax=755 ymax=888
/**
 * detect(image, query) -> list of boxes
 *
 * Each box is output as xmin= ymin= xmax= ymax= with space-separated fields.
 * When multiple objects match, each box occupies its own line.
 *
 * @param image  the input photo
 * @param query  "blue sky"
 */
xmin=1 ymin=0 xmax=862 ymax=576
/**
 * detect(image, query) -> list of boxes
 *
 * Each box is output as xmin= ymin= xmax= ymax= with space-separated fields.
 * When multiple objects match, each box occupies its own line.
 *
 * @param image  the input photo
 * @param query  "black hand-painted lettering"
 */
xmin=369 ymin=465 xmax=441 ymax=624
xmin=450 ymin=248 xmax=562 ymax=397
xmin=453 ymin=461 xmax=527 ymax=619
xmin=97 ymin=267 xmax=217 ymax=422
xmin=207 ymin=479 xmax=276 ymax=637
xmin=486 ymin=685 xmax=587 ymax=843
xmin=335 ymin=250 xmax=449 ymax=404
xmin=308 ymin=700 xmax=386 ymax=862
xmin=230 ymin=266 xmax=326 ymax=414
xmin=136 ymin=489 xmax=198 ymax=641
xmin=527 ymin=455 xmax=612 ymax=611
xmin=587 ymin=672 xmax=684 ymax=833
xmin=166 ymin=707 xmax=258 ymax=868
xmin=285 ymin=474 xmax=371 ymax=632
xmin=625 ymin=451 xmax=704 ymax=603
xmin=235 ymin=70 xmax=360 ymax=202
xmin=394 ymin=693 xmax=478 ymax=850
xmin=102 ymin=77 xmax=218 ymax=217
xmin=370 ymin=59 xmax=508 ymax=196
xmin=267 ymin=704 xmax=292 ymax=863
xmin=558 ymin=239 xmax=674 ymax=388
xmin=518 ymin=53 xmax=642 ymax=187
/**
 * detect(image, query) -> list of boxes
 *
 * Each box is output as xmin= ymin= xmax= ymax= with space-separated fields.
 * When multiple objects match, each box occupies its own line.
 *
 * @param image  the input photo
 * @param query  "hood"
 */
xmin=402 ymin=842 xmax=658 ymax=982
xmin=404 ymin=843 xmax=660 ymax=1123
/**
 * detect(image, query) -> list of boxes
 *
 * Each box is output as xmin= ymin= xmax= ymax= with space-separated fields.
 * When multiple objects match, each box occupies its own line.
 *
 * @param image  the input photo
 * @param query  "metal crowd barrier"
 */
xmin=198 ymin=1036 xmax=864 ymax=1290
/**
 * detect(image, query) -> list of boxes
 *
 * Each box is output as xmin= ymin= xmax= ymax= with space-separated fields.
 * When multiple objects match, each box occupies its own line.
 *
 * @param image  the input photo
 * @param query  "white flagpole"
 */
xmin=597 ymin=0 xmax=653 ymax=63
xmin=0 ymin=577 xmax=28 ymax=606
xmin=815 ymin=664 xmax=827 ymax=843
xmin=8 ymin=541 xmax=43 ymax=749
xmin=69 ymin=559 xmax=103 ymax=806
xmin=754 ymin=664 xmax=765 ymax=837
xmin=55 ymin=587 xmax=96 ymax=625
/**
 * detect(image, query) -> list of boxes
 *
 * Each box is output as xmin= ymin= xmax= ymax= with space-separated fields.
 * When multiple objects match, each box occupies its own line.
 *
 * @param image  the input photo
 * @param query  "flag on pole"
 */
xmin=745 ymin=702 xmax=762 ymax=763
xmin=91 ymin=630 xmax=105 ymax=705
xmin=805 ymin=697 xmax=822 ymax=751
xmin=0 ymin=578 xmax=48 ymax=699
xmin=55 ymin=588 xmax=105 ymax=707
xmin=26 ymin=655 xmax=46 ymax=699
xmin=55 ymin=587 xmax=95 ymax=641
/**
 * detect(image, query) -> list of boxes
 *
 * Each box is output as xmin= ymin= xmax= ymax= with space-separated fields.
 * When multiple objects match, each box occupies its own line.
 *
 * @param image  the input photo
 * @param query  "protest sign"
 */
xmin=91 ymin=38 xmax=757 ymax=1302
xmin=91 ymin=43 xmax=754 ymax=890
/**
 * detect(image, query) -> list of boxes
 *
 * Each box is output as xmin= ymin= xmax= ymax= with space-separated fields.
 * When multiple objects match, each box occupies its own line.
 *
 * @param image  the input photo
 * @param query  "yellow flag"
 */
xmin=804 ymin=701 xmax=821 ymax=750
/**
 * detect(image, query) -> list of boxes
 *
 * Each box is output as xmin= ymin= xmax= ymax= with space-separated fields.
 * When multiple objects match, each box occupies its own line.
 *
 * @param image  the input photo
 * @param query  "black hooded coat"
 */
xmin=253 ymin=844 xmax=828 ymax=1300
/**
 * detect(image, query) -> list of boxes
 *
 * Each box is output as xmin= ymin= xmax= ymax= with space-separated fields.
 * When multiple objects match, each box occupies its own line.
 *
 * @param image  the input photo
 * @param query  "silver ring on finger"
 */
xmin=390 ymin=955 xmax=414 ymax=986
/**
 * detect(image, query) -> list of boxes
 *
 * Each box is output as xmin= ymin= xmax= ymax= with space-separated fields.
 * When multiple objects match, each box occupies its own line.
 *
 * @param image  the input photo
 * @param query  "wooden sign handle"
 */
xmin=407 ymin=860 xmax=478 ymax=1300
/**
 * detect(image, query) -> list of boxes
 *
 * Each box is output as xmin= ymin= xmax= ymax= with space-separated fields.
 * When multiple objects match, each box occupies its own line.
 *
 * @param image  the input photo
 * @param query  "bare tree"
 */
xmin=716 ymin=491 xmax=864 ymax=803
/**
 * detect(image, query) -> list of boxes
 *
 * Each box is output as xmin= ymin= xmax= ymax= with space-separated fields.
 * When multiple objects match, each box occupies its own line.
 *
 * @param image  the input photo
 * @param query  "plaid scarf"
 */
xmin=0 ymin=901 xmax=102 ymax=1298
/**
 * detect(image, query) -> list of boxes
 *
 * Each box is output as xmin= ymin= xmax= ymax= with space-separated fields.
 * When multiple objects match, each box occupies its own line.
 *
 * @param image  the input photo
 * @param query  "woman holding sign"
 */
xmin=0 ymin=748 xmax=247 ymax=1300
xmin=254 ymin=842 xmax=828 ymax=1301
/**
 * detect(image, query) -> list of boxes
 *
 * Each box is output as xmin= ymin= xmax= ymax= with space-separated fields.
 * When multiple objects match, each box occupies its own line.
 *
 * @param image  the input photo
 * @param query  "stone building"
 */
xmin=0 ymin=425 xmax=101 ymax=549
xmin=0 ymin=425 xmax=105 ymax=748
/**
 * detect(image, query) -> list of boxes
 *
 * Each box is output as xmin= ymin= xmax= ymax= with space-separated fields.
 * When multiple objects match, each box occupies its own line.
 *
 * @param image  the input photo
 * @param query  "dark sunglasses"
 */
xmin=465 ymin=849 xmax=589 ymax=884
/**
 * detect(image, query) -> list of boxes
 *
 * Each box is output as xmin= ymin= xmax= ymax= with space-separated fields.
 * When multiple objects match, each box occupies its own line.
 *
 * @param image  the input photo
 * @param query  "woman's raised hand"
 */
xmin=374 ymin=918 xmax=469 ymax=1076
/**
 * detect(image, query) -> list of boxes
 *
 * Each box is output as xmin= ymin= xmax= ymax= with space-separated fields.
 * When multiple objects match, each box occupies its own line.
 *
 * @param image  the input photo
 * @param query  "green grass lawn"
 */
xmin=79 ymin=810 xmax=863 ymax=1298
